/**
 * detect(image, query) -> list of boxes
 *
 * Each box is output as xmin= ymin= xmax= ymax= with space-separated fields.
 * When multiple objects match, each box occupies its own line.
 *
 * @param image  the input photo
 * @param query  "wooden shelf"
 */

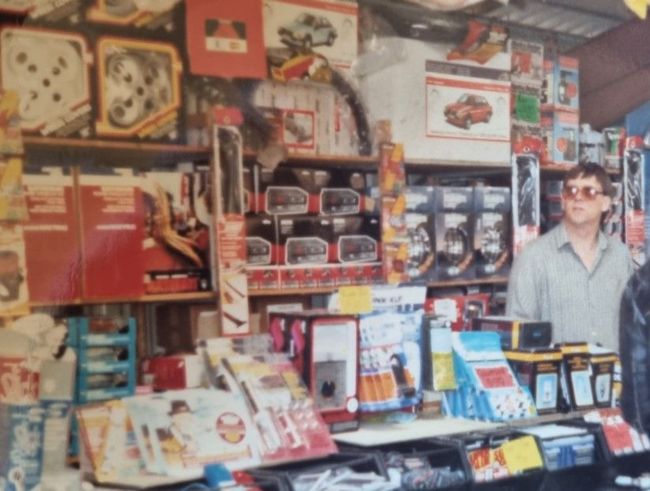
xmin=29 ymin=291 xmax=216 ymax=308
xmin=249 ymin=277 xmax=507 ymax=297
xmin=541 ymin=162 xmax=620 ymax=176
xmin=23 ymin=136 xmax=211 ymax=167
xmin=243 ymin=150 xmax=377 ymax=168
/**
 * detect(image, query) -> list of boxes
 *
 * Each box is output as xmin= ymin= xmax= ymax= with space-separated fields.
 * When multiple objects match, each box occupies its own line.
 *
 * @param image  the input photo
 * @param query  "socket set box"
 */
xmin=505 ymin=347 xmax=563 ymax=414
xmin=0 ymin=26 xmax=93 ymax=138
xmin=95 ymin=36 xmax=182 ymax=141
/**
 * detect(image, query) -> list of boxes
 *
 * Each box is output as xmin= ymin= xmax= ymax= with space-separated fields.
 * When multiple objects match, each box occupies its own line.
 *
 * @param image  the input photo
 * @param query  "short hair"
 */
xmin=563 ymin=162 xmax=614 ymax=198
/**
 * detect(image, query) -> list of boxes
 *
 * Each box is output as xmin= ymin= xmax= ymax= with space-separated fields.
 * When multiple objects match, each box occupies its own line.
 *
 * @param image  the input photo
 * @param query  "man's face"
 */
xmin=561 ymin=174 xmax=611 ymax=228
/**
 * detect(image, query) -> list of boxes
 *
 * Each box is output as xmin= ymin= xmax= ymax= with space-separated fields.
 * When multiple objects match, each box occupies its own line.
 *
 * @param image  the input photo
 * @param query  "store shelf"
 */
xmin=23 ymin=136 xmax=211 ymax=167
xmin=249 ymin=286 xmax=338 ymax=297
xmin=427 ymin=277 xmax=509 ymax=288
xmin=541 ymin=162 xmax=620 ymax=175
xmin=249 ymin=278 xmax=507 ymax=297
xmin=244 ymin=150 xmax=377 ymax=168
xmin=29 ymin=291 xmax=216 ymax=308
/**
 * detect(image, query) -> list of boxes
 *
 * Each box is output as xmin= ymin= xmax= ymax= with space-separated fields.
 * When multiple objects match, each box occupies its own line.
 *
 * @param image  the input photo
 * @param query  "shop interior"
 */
xmin=2 ymin=0 xmax=650 ymax=490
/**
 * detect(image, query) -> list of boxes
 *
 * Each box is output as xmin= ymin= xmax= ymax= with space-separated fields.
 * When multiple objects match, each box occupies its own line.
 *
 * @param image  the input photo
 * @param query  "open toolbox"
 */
xmin=518 ymin=420 xmax=608 ymax=491
xmin=338 ymin=438 xmax=471 ymax=490
xmin=248 ymin=452 xmax=391 ymax=491
xmin=433 ymin=429 xmax=546 ymax=491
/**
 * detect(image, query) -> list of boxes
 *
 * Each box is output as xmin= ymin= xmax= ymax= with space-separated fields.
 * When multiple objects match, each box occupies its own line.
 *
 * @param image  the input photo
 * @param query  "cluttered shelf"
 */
xmin=29 ymin=291 xmax=216 ymax=308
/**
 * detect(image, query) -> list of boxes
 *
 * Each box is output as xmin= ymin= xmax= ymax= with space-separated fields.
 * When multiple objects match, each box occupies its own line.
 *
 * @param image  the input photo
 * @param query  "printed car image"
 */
xmin=444 ymin=94 xmax=493 ymax=129
xmin=278 ymin=13 xmax=337 ymax=49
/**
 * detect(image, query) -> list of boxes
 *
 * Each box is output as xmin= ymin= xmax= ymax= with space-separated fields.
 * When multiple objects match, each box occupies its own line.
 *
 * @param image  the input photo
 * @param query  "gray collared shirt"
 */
xmin=506 ymin=222 xmax=634 ymax=352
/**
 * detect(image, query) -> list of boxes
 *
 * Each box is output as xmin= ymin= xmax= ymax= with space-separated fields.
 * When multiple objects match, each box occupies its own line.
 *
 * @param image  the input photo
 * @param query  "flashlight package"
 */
xmin=623 ymin=137 xmax=646 ymax=267
xmin=473 ymin=187 xmax=511 ymax=277
xmin=0 ymin=26 xmax=93 ymax=138
xmin=95 ymin=36 xmax=182 ymax=141
xmin=512 ymin=153 xmax=540 ymax=255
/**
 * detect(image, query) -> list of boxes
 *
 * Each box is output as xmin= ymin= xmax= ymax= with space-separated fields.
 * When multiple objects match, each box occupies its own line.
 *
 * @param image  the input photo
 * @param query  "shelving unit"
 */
xmin=29 ymin=291 xmax=217 ymax=308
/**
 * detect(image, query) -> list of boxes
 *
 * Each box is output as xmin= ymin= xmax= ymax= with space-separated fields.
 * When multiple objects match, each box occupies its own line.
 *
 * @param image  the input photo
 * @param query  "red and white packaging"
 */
xmin=78 ymin=169 xmax=145 ymax=300
xmin=142 ymin=355 xmax=204 ymax=391
xmin=22 ymin=167 xmax=82 ymax=304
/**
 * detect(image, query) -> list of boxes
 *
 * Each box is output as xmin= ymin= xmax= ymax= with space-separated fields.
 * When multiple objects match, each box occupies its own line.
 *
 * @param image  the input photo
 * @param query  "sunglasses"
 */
xmin=562 ymin=185 xmax=605 ymax=201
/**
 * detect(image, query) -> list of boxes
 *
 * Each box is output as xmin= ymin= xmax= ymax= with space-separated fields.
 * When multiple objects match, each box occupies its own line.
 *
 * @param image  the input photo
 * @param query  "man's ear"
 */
xmin=601 ymin=195 xmax=612 ymax=213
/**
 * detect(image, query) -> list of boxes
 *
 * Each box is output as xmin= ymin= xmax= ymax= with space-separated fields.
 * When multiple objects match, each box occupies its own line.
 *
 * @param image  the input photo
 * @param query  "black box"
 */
xmin=472 ymin=316 xmax=552 ymax=350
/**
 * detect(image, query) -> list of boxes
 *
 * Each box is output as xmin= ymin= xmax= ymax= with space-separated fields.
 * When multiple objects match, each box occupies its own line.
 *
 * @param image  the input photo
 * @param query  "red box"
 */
xmin=142 ymin=355 xmax=203 ymax=391
xmin=78 ymin=169 xmax=145 ymax=300
xmin=426 ymin=293 xmax=490 ymax=331
xmin=23 ymin=168 xmax=82 ymax=303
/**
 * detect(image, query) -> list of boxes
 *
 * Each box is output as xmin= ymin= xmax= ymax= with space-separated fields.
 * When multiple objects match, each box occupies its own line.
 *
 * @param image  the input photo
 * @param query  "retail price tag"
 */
xmin=501 ymin=436 xmax=543 ymax=474
xmin=338 ymin=286 xmax=372 ymax=314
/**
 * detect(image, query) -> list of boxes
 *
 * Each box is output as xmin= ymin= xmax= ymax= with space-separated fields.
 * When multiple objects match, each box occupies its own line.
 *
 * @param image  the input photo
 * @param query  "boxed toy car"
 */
xmin=87 ymin=0 xmax=182 ymax=32
xmin=360 ymin=34 xmax=511 ymax=164
xmin=505 ymin=347 xmax=562 ymax=414
xmin=472 ymin=316 xmax=552 ymax=350
xmin=263 ymin=0 xmax=358 ymax=72
xmin=542 ymin=111 xmax=579 ymax=166
xmin=542 ymin=55 xmax=579 ymax=113
xmin=0 ymin=26 xmax=93 ymax=138
xmin=95 ymin=36 xmax=182 ymax=142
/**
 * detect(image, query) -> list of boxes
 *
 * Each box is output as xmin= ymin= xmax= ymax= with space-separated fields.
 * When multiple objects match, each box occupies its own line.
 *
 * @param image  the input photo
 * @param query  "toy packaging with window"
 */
xmin=434 ymin=187 xmax=474 ymax=280
xmin=0 ymin=26 xmax=93 ymax=138
xmin=403 ymin=186 xmax=436 ymax=283
xmin=472 ymin=316 xmax=552 ymax=350
xmin=542 ymin=55 xmax=579 ymax=113
xmin=505 ymin=348 xmax=562 ymax=414
xmin=542 ymin=110 xmax=579 ymax=166
xmin=95 ymin=37 xmax=182 ymax=142
xmin=263 ymin=0 xmax=358 ymax=72
xmin=512 ymin=153 xmax=540 ymax=255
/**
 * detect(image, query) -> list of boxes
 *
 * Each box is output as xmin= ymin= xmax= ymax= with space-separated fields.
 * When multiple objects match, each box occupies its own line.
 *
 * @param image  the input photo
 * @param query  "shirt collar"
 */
xmin=554 ymin=222 xmax=608 ymax=251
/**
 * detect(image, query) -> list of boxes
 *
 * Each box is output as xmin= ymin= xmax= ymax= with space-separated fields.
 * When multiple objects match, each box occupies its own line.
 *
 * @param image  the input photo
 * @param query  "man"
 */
xmin=507 ymin=162 xmax=633 ymax=351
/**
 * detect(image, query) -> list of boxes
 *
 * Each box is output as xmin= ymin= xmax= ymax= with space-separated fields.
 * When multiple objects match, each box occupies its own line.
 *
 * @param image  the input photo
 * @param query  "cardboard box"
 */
xmin=511 ymin=40 xmax=544 ymax=88
xmin=22 ymin=167 xmax=82 ymax=304
xmin=505 ymin=348 xmax=562 ymax=414
xmin=246 ymin=215 xmax=277 ymax=266
xmin=78 ymin=168 xmax=145 ymax=300
xmin=472 ymin=316 xmax=552 ymax=350
xmin=557 ymin=343 xmax=594 ymax=410
xmin=0 ymin=26 xmax=93 ymax=138
xmin=95 ymin=36 xmax=182 ymax=141
xmin=434 ymin=212 xmax=473 ymax=279
xmin=542 ymin=111 xmax=579 ymax=166
xmin=360 ymin=37 xmax=511 ymax=164
xmin=140 ymin=170 xmax=213 ymax=294
xmin=426 ymin=293 xmax=490 ymax=332
xmin=87 ymin=0 xmax=182 ymax=32
xmin=264 ymin=0 xmax=358 ymax=72
xmin=185 ymin=0 xmax=266 ymax=79
xmin=542 ymin=56 xmax=579 ymax=113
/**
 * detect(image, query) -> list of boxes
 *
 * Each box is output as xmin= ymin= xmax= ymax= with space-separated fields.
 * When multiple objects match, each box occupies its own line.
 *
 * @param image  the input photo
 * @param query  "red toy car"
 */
xmin=444 ymin=94 xmax=493 ymax=129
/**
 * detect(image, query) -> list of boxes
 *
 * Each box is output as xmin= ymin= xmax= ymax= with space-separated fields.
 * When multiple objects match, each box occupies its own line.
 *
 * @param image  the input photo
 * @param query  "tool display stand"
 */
xmin=339 ymin=438 xmax=471 ymax=491
xmin=248 ymin=452 xmax=389 ymax=491
xmin=434 ymin=430 xmax=546 ymax=491
xmin=66 ymin=317 xmax=137 ymax=456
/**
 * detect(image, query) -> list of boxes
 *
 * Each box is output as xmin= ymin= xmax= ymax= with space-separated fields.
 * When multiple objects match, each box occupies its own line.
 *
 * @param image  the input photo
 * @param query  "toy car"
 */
xmin=278 ymin=13 xmax=337 ymax=49
xmin=444 ymin=94 xmax=493 ymax=129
